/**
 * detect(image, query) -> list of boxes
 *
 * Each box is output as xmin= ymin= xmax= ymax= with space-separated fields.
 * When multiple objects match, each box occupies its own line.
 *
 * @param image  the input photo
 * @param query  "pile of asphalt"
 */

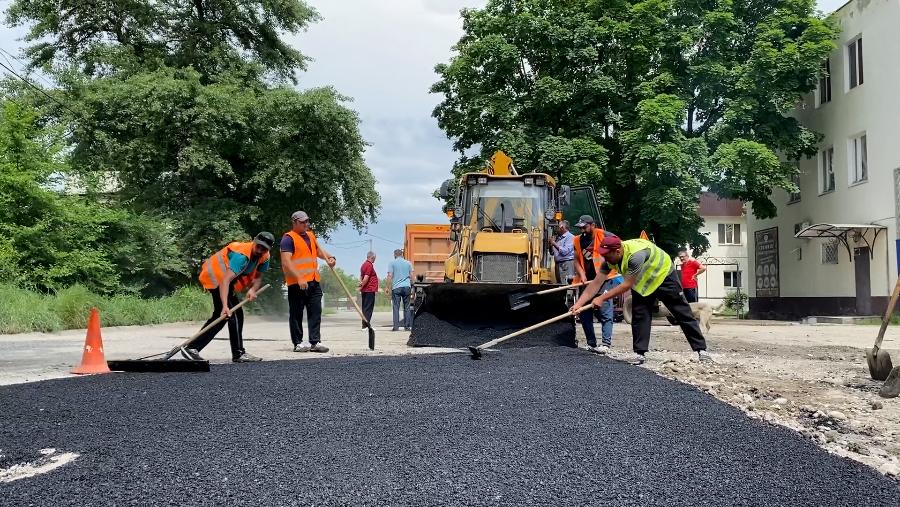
xmin=1 ymin=348 xmax=897 ymax=505
xmin=407 ymin=311 xmax=576 ymax=348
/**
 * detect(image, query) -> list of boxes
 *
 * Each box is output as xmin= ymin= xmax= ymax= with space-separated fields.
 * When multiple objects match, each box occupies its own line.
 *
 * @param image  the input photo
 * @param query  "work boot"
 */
xmin=698 ymin=350 xmax=714 ymax=364
xmin=631 ymin=353 xmax=647 ymax=365
xmin=233 ymin=352 xmax=263 ymax=363
xmin=182 ymin=348 xmax=205 ymax=361
xmin=310 ymin=342 xmax=330 ymax=353
xmin=295 ymin=342 xmax=311 ymax=352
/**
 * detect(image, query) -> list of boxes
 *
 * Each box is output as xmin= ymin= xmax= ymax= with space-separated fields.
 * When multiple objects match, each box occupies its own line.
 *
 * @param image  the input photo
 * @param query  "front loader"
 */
xmin=407 ymin=151 xmax=603 ymax=349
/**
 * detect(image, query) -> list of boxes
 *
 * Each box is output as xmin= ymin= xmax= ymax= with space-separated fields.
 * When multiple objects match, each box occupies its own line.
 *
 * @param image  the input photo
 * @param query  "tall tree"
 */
xmin=432 ymin=0 xmax=837 ymax=253
xmin=5 ymin=0 xmax=380 ymax=265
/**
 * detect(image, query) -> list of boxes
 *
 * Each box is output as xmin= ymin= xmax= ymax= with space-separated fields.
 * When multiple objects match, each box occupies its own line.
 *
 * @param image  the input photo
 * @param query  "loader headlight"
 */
xmin=523 ymin=177 xmax=534 ymax=186
xmin=535 ymin=177 xmax=545 ymax=186
xmin=545 ymin=210 xmax=555 ymax=221
xmin=477 ymin=176 xmax=488 ymax=185
xmin=467 ymin=176 xmax=477 ymax=186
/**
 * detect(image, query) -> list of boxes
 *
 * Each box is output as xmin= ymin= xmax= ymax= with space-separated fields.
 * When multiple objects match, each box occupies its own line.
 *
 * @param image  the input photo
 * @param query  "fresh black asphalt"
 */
xmin=1 ymin=348 xmax=898 ymax=506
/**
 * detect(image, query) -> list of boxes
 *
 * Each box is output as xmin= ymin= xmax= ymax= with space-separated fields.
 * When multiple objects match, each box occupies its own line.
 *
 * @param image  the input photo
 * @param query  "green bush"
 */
xmin=0 ymin=284 xmax=61 ymax=333
xmin=0 ymin=284 xmax=212 ymax=334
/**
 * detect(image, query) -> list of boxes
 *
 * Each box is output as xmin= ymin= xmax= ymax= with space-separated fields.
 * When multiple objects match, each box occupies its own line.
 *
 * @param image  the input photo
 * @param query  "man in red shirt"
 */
xmin=678 ymin=249 xmax=706 ymax=303
xmin=358 ymin=251 xmax=379 ymax=328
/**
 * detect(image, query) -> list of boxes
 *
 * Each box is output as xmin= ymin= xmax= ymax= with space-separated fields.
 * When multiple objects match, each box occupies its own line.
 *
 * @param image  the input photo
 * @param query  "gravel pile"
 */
xmin=1 ymin=348 xmax=897 ymax=505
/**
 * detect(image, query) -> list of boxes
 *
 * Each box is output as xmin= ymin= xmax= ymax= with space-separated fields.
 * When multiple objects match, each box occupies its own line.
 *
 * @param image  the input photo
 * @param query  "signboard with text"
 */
xmin=754 ymin=227 xmax=779 ymax=297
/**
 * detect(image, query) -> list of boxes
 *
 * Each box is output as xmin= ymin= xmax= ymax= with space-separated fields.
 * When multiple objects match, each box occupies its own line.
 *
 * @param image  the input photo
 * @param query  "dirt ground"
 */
xmin=591 ymin=318 xmax=900 ymax=478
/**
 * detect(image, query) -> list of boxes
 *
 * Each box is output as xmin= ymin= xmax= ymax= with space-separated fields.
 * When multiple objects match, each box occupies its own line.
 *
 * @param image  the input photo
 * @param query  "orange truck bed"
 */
xmin=404 ymin=224 xmax=453 ymax=283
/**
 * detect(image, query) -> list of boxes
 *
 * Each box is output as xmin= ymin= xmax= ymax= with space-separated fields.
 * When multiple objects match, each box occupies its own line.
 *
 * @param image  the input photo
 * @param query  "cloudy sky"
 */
xmin=0 ymin=0 xmax=846 ymax=275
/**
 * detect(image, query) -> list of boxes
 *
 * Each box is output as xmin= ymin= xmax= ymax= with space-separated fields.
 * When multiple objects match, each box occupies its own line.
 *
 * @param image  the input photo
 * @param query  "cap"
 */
xmin=575 ymin=215 xmax=594 ymax=227
xmin=291 ymin=211 xmax=309 ymax=222
xmin=253 ymin=231 xmax=275 ymax=250
xmin=597 ymin=235 xmax=622 ymax=256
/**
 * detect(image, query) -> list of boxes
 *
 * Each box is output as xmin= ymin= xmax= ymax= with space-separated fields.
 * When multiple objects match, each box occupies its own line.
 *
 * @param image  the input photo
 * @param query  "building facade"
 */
xmin=746 ymin=0 xmax=899 ymax=319
xmin=682 ymin=193 xmax=748 ymax=307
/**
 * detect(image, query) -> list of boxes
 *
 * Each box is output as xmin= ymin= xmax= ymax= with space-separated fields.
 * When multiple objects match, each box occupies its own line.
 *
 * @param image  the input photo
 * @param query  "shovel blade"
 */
xmin=866 ymin=348 xmax=894 ymax=381
xmin=368 ymin=327 xmax=376 ymax=350
xmin=507 ymin=290 xmax=533 ymax=311
xmin=879 ymin=366 xmax=900 ymax=398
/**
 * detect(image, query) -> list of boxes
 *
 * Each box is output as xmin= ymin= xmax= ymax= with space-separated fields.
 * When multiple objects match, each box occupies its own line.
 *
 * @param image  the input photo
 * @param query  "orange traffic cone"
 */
xmin=72 ymin=308 xmax=111 ymax=375
xmin=640 ymin=230 xmax=649 ymax=240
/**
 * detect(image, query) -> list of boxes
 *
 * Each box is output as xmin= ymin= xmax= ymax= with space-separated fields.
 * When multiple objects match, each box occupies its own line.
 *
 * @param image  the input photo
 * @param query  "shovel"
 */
xmin=469 ymin=304 xmax=593 ymax=359
xmin=508 ymin=283 xmax=586 ymax=311
xmin=328 ymin=265 xmax=375 ymax=350
xmin=107 ymin=284 xmax=271 ymax=372
xmin=867 ymin=277 xmax=899 ymax=381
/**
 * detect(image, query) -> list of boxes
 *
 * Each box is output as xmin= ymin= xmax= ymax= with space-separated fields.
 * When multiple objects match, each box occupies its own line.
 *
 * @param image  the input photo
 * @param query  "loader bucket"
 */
xmin=407 ymin=283 xmax=576 ymax=349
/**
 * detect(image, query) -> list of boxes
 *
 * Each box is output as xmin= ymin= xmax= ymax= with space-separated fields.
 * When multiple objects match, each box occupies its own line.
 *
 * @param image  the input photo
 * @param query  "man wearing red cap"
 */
xmin=572 ymin=235 xmax=712 ymax=365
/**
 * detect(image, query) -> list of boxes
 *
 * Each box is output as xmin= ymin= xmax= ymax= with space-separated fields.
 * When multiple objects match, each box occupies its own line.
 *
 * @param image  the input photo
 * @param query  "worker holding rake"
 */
xmin=189 ymin=232 xmax=275 ymax=363
xmin=572 ymin=235 xmax=712 ymax=365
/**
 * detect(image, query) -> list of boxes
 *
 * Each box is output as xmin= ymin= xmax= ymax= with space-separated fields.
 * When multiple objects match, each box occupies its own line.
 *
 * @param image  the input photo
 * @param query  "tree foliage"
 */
xmin=0 ymin=100 xmax=188 ymax=295
xmin=5 ymin=0 xmax=380 ymax=268
xmin=432 ymin=0 xmax=837 ymax=253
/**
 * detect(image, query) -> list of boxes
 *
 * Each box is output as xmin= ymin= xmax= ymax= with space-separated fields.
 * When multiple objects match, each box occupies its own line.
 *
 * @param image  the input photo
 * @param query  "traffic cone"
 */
xmin=640 ymin=230 xmax=649 ymax=240
xmin=72 ymin=308 xmax=111 ymax=375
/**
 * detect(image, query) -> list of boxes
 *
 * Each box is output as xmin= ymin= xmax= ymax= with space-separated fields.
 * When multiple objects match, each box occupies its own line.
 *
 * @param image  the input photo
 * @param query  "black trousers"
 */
xmin=361 ymin=292 xmax=376 ymax=327
xmin=288 ymin=282 xmax=323 ymax=345
xmin=631 ymin=271 xmax=707 ymax=354
xmin=192 ymin=286 xmax=245 ymax=359
xmin=683 ymin=287 xmax=698 ymax=303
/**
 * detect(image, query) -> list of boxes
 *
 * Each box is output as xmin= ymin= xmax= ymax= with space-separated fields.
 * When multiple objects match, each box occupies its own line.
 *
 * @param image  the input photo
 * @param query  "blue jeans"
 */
xmin=391 ymin=286 xmax=412 ymax=330
xmin=581 ymin=281 xmax=615 ymax=347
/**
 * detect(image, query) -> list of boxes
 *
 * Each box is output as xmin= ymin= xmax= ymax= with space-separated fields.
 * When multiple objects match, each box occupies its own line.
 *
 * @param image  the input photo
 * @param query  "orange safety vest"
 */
xmin=283 ymin=230 xmax=321 ymax=286
xmin=198 ymin=242 xmax=270 ymax=293
xmin=573 ymin=228 xmax=618 ymax=284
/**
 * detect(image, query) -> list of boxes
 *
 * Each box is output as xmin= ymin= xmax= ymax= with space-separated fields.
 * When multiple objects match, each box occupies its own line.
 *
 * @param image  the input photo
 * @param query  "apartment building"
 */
xmin=746 ymin=0 xmax=898 ymax=319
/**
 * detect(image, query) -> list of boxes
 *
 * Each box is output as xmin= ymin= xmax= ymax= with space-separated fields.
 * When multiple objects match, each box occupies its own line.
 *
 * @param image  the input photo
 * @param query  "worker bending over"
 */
xmin=191 ymin=232 xmax=275 ymax=362
xmin=572 ymin=235 xmax=712 ymax=365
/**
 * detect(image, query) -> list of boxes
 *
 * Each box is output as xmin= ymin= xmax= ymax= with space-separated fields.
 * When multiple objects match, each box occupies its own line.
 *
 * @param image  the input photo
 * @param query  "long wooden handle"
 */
xmin=329 ymin=265 xmax=370 ymax=326
xmin=874 ymin=277 xmax=900 ymax=352
xmin=476 ymin=305 xmax=593 ymax=351
xmin=534 ymin=282 xmax=586 ymax=296
xmin=165 ymin=284 xmax=271 ymax=358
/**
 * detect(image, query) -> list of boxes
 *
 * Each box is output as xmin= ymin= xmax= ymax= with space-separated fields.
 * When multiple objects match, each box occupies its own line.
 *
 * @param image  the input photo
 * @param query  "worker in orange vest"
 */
xmin=190 ymin=232 xmax=275 ymax=362
xmin=573 ymin=215 xmax=622 ymax=354
xmin=281 ymin=211 xmax=337 ymax=353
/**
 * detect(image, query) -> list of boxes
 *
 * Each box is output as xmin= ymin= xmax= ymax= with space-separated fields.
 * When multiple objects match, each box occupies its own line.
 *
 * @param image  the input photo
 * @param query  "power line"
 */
xmin=0 ymin=58 xmax=81 ymax=118
xmin=0 ymin=48 xmax=55 ymax=88
xmin=365 ymin=232 xmax=402 ymax=246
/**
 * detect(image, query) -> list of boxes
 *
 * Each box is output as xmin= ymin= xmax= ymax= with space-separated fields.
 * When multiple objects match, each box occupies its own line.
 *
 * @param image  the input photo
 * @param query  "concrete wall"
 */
xmin=688 ymin=216 xmax=749 ymax=306
xmin=746 ymin=0 xmax=899 ymax=318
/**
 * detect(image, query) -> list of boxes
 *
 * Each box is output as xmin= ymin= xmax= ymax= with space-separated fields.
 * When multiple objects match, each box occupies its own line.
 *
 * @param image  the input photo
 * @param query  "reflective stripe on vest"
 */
xmin=198 ymin=242 xmax=269 ymax=292
xmin=283 ymin=230 xmax=321 ymax=285
xmin=610 ymin=239 xmax=672 ymax=297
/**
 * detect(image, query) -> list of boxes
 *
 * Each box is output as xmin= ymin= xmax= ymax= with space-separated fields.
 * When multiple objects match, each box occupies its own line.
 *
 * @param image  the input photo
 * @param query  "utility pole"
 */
xmin=368 ymin=238 xmax=373 ymax=253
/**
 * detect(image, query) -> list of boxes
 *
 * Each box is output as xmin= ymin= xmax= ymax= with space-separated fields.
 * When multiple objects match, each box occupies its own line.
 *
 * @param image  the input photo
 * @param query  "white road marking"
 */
xmin=0 ymin=449 xmax=79 ymax=483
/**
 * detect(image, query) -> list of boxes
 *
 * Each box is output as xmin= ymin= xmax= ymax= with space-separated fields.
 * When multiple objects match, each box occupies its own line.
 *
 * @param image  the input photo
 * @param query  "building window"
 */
xmin=820 ymin=147 xmax=835 ymax=194
xmin=821 ymin=240 xmax=840 ymax=265
xmin=788 ymin=162 xmax=801 ymax=203
xmin=817 ymin=58 xmax=832 ymax=106
xmin=849 ymin=133 xmax=867 ymax=184
xmin=848 ymin=37 xmax=864 ymax=90
xmin=723 ymin=271 xmax=741 ymax=288
xmin=718 ymin=223 xmax=741 ymax=245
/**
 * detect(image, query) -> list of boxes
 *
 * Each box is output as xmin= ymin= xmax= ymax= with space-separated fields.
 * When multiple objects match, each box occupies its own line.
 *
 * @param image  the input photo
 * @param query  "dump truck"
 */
xmin=408 ymin=151 xmax=603 ymax=349
xmin=404 ymin=224 xmax=453 ymax=283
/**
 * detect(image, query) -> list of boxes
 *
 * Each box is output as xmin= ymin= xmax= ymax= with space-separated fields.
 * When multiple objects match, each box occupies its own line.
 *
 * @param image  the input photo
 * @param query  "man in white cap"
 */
xmin=281 ymin=211 xmax=336 ymax=352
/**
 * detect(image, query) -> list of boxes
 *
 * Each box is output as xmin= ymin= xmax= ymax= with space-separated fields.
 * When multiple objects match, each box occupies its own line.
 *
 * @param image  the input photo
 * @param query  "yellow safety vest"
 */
xmin=608 ymin=239 xmax=672 ymax=296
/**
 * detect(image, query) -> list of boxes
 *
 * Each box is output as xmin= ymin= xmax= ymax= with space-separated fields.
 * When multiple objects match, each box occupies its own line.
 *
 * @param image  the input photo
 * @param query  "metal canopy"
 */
xmin=793 ymin=223 xmax=887 ymax=260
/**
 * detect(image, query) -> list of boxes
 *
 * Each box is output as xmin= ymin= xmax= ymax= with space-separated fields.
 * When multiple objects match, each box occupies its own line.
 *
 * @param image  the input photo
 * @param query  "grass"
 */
xmin=856 ymin=315 xmax=900 ymax=326
xmin=0 ymin=284 xmax=212 ymax=334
